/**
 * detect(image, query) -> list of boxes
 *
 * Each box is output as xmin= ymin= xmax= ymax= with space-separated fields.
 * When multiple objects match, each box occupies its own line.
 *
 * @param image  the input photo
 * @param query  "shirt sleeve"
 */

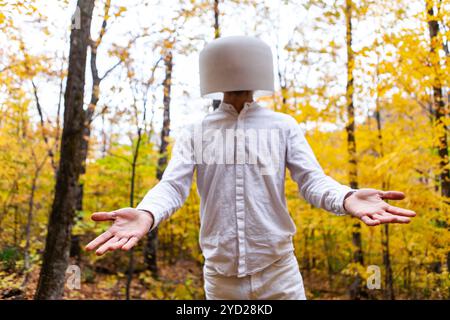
xmin=285 ymin=118 xmax=355 ymax=215
xmin=136 ymin=126 xmax=196 ymax=230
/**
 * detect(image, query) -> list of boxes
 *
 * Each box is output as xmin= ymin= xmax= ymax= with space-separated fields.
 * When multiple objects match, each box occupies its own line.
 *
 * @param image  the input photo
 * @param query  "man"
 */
xmin=86 ymin=36 xmax=416 ymax=299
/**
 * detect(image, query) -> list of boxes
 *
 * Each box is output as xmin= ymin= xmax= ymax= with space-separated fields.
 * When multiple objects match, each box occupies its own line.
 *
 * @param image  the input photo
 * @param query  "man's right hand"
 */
xmin=85 ymin=208 xmax=154 ymax=256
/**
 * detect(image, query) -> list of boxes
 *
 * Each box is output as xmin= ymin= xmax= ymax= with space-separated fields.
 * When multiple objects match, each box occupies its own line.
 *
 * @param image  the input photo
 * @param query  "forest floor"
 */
xmin=2 ymin=258 xmax=352 ymax=300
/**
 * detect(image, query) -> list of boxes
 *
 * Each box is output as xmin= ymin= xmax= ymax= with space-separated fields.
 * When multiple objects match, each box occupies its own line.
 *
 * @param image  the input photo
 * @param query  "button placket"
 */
xmin=236 ymin=111 xmax=246 ymax=277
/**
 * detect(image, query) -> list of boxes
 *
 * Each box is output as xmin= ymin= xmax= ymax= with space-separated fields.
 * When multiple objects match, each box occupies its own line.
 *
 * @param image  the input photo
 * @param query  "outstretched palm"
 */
xmin=344 ymin=188 xmax=416 ymax=226
xmin=85 ymin=208 xmax=153 ymax=255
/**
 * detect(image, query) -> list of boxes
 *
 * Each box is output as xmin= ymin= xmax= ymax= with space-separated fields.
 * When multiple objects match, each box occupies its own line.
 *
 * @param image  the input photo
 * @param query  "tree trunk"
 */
xmin=34 ymin=0 xmax=95 ymax=300
xmin=126 ymin=120 xmax=144 ymax=299
xmin=381 ymin=224 xmax=394 ymax=299
xmin=23 ymin=170 xmax=38 ymax=272
xmin=345 ymin=0 xmax=364 ymax=300
xmin=212 ymin=0 xmax=221 ymax=110
xmin=13 ymin=205 xmax=18 ymax=247
xmin=23 ymin=152 xmax=46 ymax=284
xmin=322 ymin=229 xmax=334 ymax=289
xmin=427 ymin=1 xmax=450 ymax=198
xmin=427 ymin=0 xmax=448 ymax=282
xmin=32 ymin=81 xmax=57 ymax=176
xmin=156 ymin=51 xmax=173 ymax=181
xmin=276 ymin=46 xmax=288 ymax=112
xmin=145 ymin=51 xmax=173 ymax=275
xmin=374 ymin=72 xmax=395 ymax=300
xmin=70 ymin=0 xmax=112 ymax=263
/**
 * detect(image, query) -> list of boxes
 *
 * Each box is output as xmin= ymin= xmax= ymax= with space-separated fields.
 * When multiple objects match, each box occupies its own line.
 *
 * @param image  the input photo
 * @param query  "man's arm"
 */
xmin=286 ymin=118 xmax=353 ymax=215
xmin=136 ymin=129 xmax=196 ymax=231
xmin=86 ymin=127 xmax=196 ymax=255
xmin=285 ymin=118 xmax=416 ymax=225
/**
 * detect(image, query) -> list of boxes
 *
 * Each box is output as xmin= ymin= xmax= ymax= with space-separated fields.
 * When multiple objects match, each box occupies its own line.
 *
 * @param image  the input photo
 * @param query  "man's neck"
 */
xmin=222 ymin=91 xmax=254 ymax=113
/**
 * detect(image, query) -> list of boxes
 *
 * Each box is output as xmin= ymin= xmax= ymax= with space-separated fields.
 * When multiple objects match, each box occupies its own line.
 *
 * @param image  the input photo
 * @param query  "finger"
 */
xmin=373 ymin=212 xmax=411 ymax=224
xmin=121 ymin=236 xmax=139 ymax=251
xmin=372 ymin=212 xmax=396 ymax=223
xmin=361 ymin=215 xmax=381 ymax=226
xmin=386 ymin=205 xmax=416 ymax=217
xmin=96 ymin=236 xmax=120 ymax=256
xmin=85 ymin=231 xmax=113 ymax=251
xmin=91 ymin=211 xmax=117 ymax=222
xmin=109 ymin=237 xmax=129 ymax=250
xmin=380 ymin=191 xmax=405 ymax=200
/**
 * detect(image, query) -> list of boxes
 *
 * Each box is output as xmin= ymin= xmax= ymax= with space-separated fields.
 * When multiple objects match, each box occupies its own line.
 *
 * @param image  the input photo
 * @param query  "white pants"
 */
xmin=203 ymin=251 xmax=306 ymax=300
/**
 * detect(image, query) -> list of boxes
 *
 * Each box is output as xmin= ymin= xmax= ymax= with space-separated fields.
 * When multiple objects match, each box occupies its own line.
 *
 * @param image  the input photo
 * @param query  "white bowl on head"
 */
xmin=199 ymin=36 xmax=275 ymax=99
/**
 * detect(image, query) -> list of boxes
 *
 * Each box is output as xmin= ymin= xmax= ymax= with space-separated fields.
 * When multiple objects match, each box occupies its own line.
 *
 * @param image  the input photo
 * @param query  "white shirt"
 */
xmin=137 ymin=101 xmax=353 ymax=277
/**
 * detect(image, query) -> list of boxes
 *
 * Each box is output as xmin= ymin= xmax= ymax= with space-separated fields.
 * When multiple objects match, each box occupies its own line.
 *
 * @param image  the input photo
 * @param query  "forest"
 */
xmin=0 ymin=0 xmax=449 ymax=300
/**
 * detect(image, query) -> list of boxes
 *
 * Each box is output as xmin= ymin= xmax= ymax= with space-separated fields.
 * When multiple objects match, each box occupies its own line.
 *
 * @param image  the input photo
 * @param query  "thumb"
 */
xmin=91 ymin=211 xmax=117 ymax=222
xmin=380 ymin=190 xmax=405 ymax=200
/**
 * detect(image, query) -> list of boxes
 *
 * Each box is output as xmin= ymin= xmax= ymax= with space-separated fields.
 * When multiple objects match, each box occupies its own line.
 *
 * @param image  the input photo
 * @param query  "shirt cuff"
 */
xmin=335 ymin=187 xmax=358 ymax=216
xmin=136 ymin=203 xmax=165 ymax=232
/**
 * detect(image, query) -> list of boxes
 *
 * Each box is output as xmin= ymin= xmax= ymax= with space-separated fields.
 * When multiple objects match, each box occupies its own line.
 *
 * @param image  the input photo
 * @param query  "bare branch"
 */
xmin=31 ymin=80 xmax=57 ymax=174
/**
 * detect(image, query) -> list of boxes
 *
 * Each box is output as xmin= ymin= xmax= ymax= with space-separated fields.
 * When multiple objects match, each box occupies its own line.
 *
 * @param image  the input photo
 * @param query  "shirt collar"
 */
xmin=218 ymin=100 xmax=259 ymax=114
